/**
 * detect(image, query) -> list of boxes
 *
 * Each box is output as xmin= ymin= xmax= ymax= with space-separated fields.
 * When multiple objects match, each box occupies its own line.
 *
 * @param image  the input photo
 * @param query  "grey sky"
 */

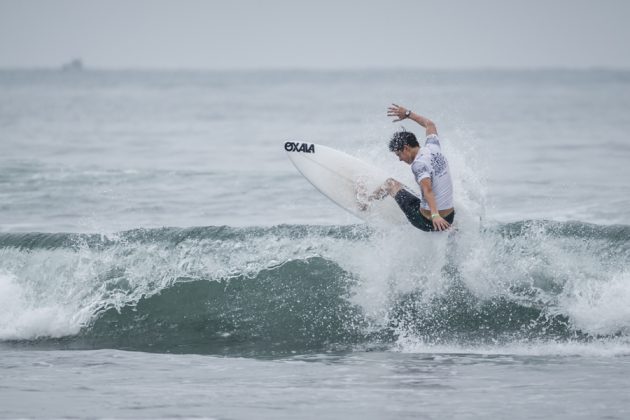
xmin=1 ymin=0 xmax=628 ymax=69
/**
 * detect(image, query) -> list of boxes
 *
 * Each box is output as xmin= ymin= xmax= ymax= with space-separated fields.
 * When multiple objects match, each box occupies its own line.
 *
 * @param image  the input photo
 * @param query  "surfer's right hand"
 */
xmin=432 ymin=215 xmax=451 ymax=231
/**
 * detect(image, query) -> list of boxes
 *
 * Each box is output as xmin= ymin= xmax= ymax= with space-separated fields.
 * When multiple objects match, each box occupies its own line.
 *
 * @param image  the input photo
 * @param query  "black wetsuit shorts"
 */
xmin=394 ymin=189 xmax=455 ymax=232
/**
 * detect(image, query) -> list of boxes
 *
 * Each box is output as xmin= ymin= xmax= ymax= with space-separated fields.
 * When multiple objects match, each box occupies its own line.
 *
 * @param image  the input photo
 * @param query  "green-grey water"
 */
xmin=1 ymin=69 xmax=629 ymax=419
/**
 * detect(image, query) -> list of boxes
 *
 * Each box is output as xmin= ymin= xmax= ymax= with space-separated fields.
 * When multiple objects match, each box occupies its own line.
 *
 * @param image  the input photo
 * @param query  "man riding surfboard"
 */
xmin=364 ymin=104 xmax=455 ymax=232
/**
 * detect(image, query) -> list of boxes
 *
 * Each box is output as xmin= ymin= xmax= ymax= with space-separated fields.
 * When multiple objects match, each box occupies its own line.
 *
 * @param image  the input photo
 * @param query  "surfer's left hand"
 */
xmin=387 ymin=104 xmax=409 ymax=122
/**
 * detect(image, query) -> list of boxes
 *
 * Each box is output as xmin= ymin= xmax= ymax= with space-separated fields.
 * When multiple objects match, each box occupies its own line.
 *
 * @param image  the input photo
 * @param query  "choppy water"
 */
xmin=1 ymin=69 xmax=629 ymax=419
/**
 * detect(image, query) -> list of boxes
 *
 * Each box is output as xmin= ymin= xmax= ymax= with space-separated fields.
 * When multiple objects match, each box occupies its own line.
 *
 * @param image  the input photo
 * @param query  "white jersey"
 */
xmin=410 ymin=134 xmax=454 ymax=210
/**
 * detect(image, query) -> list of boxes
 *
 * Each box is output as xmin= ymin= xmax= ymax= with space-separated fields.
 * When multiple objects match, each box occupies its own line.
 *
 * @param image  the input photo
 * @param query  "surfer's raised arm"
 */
xmin=387 ymin=104 xmax=438 ymax=137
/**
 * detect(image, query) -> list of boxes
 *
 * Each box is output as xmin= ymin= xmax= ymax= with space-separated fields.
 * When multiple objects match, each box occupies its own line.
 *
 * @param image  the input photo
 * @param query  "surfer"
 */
xmin=363 ymin=104 xmax=455 ymax=232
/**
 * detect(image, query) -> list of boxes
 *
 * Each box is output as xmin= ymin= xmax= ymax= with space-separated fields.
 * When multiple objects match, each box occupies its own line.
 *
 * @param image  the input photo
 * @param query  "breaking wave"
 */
xmin=1 ymin=221 xmax=629 ymax=356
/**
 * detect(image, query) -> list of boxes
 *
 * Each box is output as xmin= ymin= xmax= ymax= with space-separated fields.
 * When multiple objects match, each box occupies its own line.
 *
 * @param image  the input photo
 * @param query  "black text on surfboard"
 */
xmin=284 ymin=142 xmax=315 ymax=153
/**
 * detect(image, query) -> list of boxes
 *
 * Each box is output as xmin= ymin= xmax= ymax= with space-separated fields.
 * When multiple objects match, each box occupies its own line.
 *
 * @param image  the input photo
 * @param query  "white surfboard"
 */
xmin=284 ymin=141 xmax=418 ymax=225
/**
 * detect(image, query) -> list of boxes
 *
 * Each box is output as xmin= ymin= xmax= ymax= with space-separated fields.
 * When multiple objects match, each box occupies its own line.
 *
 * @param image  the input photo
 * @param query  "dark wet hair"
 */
xmin=388 ymin=130 xmax=419 ymax=152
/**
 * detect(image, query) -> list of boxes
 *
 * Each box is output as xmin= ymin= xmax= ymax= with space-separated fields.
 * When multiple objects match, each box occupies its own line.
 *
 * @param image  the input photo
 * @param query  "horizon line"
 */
xmin=1 ymin=65 xmax=630 ymax=73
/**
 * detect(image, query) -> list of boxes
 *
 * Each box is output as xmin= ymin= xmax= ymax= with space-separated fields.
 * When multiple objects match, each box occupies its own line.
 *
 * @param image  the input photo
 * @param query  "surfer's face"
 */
xmin=394 ymin=146 xmax=414 ymax=165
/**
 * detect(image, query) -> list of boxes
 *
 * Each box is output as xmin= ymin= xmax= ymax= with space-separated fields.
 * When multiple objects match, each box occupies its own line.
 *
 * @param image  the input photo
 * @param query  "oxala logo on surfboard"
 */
xmin=284 ymin=141 xmax=315 ymax=153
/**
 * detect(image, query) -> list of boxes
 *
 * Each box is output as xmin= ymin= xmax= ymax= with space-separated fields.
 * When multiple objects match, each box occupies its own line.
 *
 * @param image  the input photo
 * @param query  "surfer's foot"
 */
xmin=384 ymin=178 xmax=402 ymax=196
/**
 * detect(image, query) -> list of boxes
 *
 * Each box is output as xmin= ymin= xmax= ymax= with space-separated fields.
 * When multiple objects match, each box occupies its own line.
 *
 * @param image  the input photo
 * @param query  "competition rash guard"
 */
xmin=410 ymin=134 xmax=454 ymax=211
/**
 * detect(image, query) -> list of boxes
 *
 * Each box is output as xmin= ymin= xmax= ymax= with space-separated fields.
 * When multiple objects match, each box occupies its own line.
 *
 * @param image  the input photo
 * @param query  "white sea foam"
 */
xmin=561 ymin=270 xmax=630 ymax=336
xmin=0 ymin=271 xmax=82 ymax=340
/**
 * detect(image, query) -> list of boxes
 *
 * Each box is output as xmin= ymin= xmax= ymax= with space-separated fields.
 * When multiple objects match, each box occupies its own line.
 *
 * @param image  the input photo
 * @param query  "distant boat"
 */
xmin=61 ymin=59 xmax=84 ymax=71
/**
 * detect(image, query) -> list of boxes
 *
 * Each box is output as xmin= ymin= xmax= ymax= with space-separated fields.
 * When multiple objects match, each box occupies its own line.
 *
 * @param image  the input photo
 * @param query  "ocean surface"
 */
xmin=1 ymin=69 xmax=629 ymax=419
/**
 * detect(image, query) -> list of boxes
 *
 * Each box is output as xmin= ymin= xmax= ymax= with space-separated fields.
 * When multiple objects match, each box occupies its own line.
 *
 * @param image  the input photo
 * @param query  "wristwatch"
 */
xmin=404 ymin=110 xmax=412 ymax=118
